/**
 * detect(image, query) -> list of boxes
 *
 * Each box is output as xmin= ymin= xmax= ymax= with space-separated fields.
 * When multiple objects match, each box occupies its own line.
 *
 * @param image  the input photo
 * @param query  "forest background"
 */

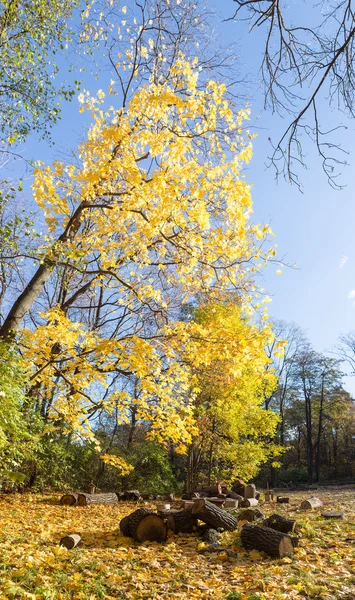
xmin=1 ymin=0 xmax=355 ymax=495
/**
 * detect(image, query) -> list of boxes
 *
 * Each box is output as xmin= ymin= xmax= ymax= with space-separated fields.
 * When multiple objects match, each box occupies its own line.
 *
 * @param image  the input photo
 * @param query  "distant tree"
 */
xmin=229 ymin=0 xmax=355 ymax=188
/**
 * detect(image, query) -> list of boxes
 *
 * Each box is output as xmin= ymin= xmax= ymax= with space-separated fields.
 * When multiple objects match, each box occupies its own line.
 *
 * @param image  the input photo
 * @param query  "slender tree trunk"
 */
xmin=315 ymin=375 xmax=325 ymax=482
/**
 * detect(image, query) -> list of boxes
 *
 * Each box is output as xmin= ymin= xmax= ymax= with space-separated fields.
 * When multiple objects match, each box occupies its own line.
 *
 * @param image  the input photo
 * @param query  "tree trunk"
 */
xmin=241 ymin=524 xmax=293 ymax=558
xmin=166 ymin=509 xmax=198 ymax=534
xmin=191 ymin=499 xmax=238 ymax=531
xmin=60 ymin=493 xmax=78 ymax=506
xmin=60 ymin=534 xmax=81 ymax=549
xmin=263 ymin=514 xmax=296 ymax=533
xmin=301 ymin=497 xmax=323 ymax=510
xmin=123 ymin=508 xmax=167 ymax=542
xmin=77 ymin=492 xmax=118 ymax=506
xmin=315 ymin=374 xmax=325 ymax=482
xmin=0 ymin=203 xmax=88 ymax=340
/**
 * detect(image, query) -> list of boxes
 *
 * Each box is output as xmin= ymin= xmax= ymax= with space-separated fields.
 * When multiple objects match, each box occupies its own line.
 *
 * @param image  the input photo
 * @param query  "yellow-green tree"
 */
xmin=185 ymin=302 xmax=283 ymax=488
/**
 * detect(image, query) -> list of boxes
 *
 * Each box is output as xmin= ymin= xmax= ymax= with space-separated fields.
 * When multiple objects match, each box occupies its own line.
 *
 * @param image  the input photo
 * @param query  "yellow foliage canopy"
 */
xmin=20 ymin=56 xmax=277 ymax=465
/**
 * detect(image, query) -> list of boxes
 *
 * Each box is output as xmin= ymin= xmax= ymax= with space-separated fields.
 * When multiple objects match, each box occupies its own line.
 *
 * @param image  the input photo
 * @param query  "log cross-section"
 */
xmin=60 ymin=493 xmax=78 ymax=506
xmin=121 ymin=508 xmax=167 ymax=542
xmin=241 ymin=524 xmax=294 ymax=558
xmin=191 ymin=499 xmax=238 ymax=531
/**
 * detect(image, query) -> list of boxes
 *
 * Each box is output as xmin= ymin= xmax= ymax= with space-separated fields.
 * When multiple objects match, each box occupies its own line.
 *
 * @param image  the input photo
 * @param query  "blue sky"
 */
xmin=13 ymin=0 xmax=355 ymax=392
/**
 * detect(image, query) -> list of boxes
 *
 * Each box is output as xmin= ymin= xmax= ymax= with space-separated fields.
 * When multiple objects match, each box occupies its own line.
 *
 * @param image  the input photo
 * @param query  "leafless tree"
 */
xmin=228 ymin=0 xmax=355 ymax=189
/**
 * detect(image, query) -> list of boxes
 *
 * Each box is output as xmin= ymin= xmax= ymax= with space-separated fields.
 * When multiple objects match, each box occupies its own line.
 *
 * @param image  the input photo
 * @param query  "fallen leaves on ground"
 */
xmin=0 ymin=487 xmax=355 ymax=599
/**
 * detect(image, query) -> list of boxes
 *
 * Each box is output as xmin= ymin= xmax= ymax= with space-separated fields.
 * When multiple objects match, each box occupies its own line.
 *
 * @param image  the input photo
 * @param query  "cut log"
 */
xmin=277 ymin=496 xmax=290 ymax=504
xmin=201 ymin=528 xmax=220 ymax=545
xmin=119 ymin=516 xmax=131 ymax=537
xmin=244 ymin=484 xmax=256 ymax=500
xmin=60 ymin=534 xmax=81 ymax=549
xmin=206 ymin=497 xmax=225 ymax=507
xmin=263 ymin=514 xmax=296 ymax=533
xmin=241 ymin=498 xmax=259 ymax=508
xmin=226 ymin=492 xmax=243 ymax=501
xmin=238 ymin=509 xmax=265 ymax=523
xmin=192 ymin=499 xmax=238 ymax=531
xmin=321 ymin=511 xmax=344 ymax=519
xmin=125 ymin=508 xmax=167 ymax=542
xmin=60 ymin=493 xmax=78 ymax=506
xmin=77 ymin=492 xmax=118 ymax=506
xmin=119 ymin=489 xmax=141 ymax=501
xmin=224 ymin=499 xmax=238 ymax=508
xmin=300 ymin=497 xmax=323 ymax=510
xmin=241 ymin=524 xmax=294 ymax=558
xmin=167 ymin=508 xmax=198 ymax=534
xmin=231 ymin=479 xmax=246 ymax=496
xmin=156 ymin=503 xmax=170 ymax=512
xmin=182 ymin=500 xmax=195 ymax=509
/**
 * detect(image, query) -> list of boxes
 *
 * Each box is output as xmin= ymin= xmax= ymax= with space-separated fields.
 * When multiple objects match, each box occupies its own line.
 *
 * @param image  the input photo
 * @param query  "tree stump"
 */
xmin=166 ymin=509 xmax=198 ymax=534
xmin=300 ymin=497 xmax=323 ymax=510
xmin=241 ymin=524 xmax=294 ymax=558
xmin=263 ymin=514 xmax=296 ymax=533
xmin=77 ymin=492 xmax=118 ymax=506
xmin=277 ymin=496 xmax=290 ymax=504
xmin=241 ymin=498 xmax=259 ymax=508
xmin=124 ymin=508 xmax=167 ymax=542
xmin=60 ymin=493 xmax=78 ymax=506
xmin=264 ymin=491 xmax=274 ymax=502
xmin=60 ymin=534 xmax=81 ymax=549
xmin=192 ymin=499 xmax=238 ymax=531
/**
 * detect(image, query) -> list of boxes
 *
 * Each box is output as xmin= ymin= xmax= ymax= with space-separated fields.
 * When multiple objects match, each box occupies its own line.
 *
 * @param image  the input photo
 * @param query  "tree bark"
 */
xmin=0 ymin=203 xmax=88 ymax=340
xmin=166 ymin=508 xmax=198 ymax=534
xmin=191 ymin=499 xmax=238 ymax=531
xmin=241 ymin=524 xmax=294 ymax=558
xmin=77 ymin=492 xmax=118 ymax=506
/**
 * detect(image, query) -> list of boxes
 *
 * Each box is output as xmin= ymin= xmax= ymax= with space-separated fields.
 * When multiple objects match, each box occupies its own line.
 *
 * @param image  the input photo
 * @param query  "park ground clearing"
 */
xmin=0 ymin=487 xmax=355 ymax=600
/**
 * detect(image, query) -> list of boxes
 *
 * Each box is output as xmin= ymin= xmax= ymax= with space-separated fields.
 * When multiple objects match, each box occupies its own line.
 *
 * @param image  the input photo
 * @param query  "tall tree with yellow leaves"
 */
xmin=0 ymin=1 xmax=277 ymax=469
